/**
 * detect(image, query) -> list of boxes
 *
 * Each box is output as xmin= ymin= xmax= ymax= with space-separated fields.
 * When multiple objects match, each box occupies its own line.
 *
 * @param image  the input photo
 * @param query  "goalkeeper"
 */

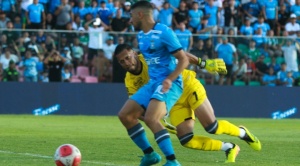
xmin=115 ymin=44 xmax=261 ymax=163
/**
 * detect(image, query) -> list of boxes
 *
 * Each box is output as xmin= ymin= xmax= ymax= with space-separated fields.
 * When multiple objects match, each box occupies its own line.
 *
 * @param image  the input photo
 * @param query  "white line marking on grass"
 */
xmin=0 ymin=150 xmax=129 ymax=166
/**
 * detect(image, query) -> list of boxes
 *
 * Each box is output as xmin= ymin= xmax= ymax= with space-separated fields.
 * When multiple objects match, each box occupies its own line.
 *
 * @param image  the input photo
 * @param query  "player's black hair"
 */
xmin=114 ymin=44 xmax=132 ymax=57
xmin=131 ymin=0 xmax=153 ymax=10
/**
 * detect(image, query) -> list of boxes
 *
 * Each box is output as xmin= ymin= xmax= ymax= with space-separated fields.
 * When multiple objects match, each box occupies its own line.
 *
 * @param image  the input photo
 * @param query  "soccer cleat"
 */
xmin=225 ymin=144 xmax=240 ymax=163
xmin=240 ymin=126 xmax=262 ymax=151
xmin=139 ymin=151 xmax=161 ymax=166
xmin=163 ymin=159 xmax=181 ymax=166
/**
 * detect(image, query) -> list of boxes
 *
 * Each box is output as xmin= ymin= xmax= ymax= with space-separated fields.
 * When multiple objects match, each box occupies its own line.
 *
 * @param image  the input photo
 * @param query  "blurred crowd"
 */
xmin=0 ymin=0 xmax=300 ymax=87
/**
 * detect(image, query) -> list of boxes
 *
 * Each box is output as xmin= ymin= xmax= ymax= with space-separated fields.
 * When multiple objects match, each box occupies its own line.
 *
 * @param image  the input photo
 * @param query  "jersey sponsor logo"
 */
xmin=133 ymin=77 xmax=145 ymax=88
xmin=145 ymin=57 xmax=160 ymax=65
xmin=151 ymin=35 xmax=159 ymax=39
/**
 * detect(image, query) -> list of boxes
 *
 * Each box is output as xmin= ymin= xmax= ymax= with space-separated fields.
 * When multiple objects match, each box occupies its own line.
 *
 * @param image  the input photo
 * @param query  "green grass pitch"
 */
xmin=0 ymin=115 xmax=299 ymax=166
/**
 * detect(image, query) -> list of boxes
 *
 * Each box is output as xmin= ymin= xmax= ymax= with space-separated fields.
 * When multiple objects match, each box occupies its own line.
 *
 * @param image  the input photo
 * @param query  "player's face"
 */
xmin=130 ymin=9 xmax=142 ymax=30
xmin=116 ymin=49 xmax=139 ymax=73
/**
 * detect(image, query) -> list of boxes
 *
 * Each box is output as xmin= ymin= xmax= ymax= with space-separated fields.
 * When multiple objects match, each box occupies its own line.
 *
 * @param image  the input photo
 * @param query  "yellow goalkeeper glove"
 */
xmin=161 ymin=119 xmax=177 ymax=135
xmin=198 ymin=58 xmax=227 ymax=75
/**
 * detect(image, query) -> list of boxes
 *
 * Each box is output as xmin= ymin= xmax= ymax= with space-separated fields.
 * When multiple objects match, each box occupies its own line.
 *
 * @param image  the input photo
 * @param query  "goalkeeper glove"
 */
xmin=198 ymin=58 xmax=227 ymax=75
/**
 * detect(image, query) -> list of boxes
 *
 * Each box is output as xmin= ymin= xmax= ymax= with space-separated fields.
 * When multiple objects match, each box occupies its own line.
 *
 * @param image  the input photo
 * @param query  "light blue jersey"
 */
xmin=158 ymin=8 xmax=174 ymax=27
xmin=27 ymin=3 xmax=44 ymax=23
xmin=23 ymin=58 xmax=38 ymax=77
xmin=131 ymin=23 xmax=183 ymax=112
xmin=174 ymin=29 xmax=192 ymax=51
xmin=215 ymin=43 xmax=236 ymax=65
xmin=290 ymin=5 xmax=300 ymax=23
xmin=204 ymin=5 xmax=218 ymax=26
xmin=188 ymin=9 xmax=203 ymax=28
xmin=240 ymin=25 xmax=254 ymax=36
xmin=263 ymin=0 xmax=278 ymax=19
xmin=253 ymin=23 xmax=270 ymax=36
xmin=137 ymin=23 xmax=182 ymax=81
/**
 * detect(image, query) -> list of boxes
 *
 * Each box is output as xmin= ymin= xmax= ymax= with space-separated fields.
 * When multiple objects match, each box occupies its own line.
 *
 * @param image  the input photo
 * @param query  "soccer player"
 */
xmin=115 ymin=44 xmax=262 ymax=163
xmin=117 ymin=1 xmax=189 ymax=165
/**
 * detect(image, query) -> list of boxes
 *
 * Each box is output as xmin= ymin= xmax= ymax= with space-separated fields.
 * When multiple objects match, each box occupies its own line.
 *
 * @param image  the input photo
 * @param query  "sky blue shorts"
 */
xmin=130 ymin=79 xmax=183 ymax=113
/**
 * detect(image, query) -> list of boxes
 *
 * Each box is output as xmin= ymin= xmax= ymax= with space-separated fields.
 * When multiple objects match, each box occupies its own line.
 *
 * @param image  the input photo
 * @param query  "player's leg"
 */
xmin=144 ymin=84 xmax=182 ymax=165
xmin=195 ymin=98 xmax=261 ymax=151
xmin=170 ymin=106 xmax=239 ymax=163
xmin=121 ymin=84 xmax=162 ymax=165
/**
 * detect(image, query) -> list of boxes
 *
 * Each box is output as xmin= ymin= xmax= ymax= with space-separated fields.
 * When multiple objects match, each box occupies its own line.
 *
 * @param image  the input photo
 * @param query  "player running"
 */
xmin=114 ymin=43 xmax=262 ymax=164
xmin=118 ymin=1 xmax=189 ymax=165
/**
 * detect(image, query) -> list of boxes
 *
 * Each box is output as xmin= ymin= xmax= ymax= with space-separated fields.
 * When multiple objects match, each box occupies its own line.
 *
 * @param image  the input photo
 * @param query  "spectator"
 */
xmin=110 ymin=0 xmax=120 ymax=17
xmin=110 ymin=8 xmax=129 ymax=32
xmin=215 ymin=36 xmax=238 ymax=85
xmin=245 ymin=43 xmax=263 ymax=62
xmin=2 ymin=21 xmax=19 ymax=46
xmin=103 ymin=36 xmax=116 ymax=62
xmin=232 ymin=58 xmax=248 ymax=84
xmin=0 ymin=11 xmax=10 ymax=29
xmin=92 ymin=49 xmax=111 ymax=82
xmin=188 ymin=2 xmax=203 ymax=33
xmin=72 ymin=15 xmax=83 ymax=30
xmin=40 ymin=71 xmax=49 ymax=82
xmin=227 ymin=28 xmax=237 ymax=45
xmin=252 ymin=27 xmax=267 ymax=48
xmin=204 ymin=0 xmax=219 ymax=28
xmin=245 ymin=56 xmax=257 ymax=85
xmin=26 ymin=0 xmax=46 ymax=29
xmin=54 ymin=0 xmax=73 ymax=30
xmin=62 ymin=63 xmax=72 ymax=82
xmin=265 ymin=29 xmax=282 ymax=57
xmin=13 ymin=15 xmax=22 ymax=30
xmin=18 ymin=50 xmax=38 ymax=82
xmin=61 ymin=47 xmax=72 ymax=63
xmin=290 ymin=0 xmax=300 ymax=24
xmin=174 ymin=22 xmax=193 ymax=52
xmin=48 ymin=0 xmax=60 ymax=14
xmin=78 ymin=27 xmax=88 ymax=46
xmin=151 ymin=2 xmax=160 ymax=22
xmin=242 ymin=0 xmax=262 ymax=23
xmin=253 ymin=16 xmax=271 ymax=36
xmin=39 ymin=0 xmax=49 ymax=13
xmin=84 ymin=17 xmax=109 ymax=74
xmin=285 ymin=13 xmax=300 ymax=38
xmin=190 ymin=39 xmax=206 ymax=59
xmin=117 ymin=36 xmax=125 ymax=44
xmin=44 ymin=51 xmax=66 ymax=82
xmin=224 ymin=0 xmax=240 ymax=35
xmin=281 ymin=39 xmax=299 ymax=72
xmin=173 ymin=0 xmax=189 ymax=28
xmin=276 ymin=4 xmax=290 ymax=36
xmin=239 ymin=17 xmax=254 ymax=36
xmin=255 ymin=55 xmax=269 ymax=83
xmin=262 ymin=0 xmax=278 ymax=30
xmin=262 ymin=67 xmax=277 ymax=86
xmin=36 ymin=30 xmax=46 ymax=44
xmin=25 ymin=35 xmax=40 ymax=57
xmin=73 ymin=0 xmax=89 ymax=20
xmin=0 ymin=48 xmax=19 ymax=70
xmin=44 ymin=35 xmax=56 ymax=54
xmin=89 ymin=0 xmax=99 ymax=18
xmin=285 ymin=71 xmax=294 ymax=87
xmin=2 ymin=60 xmax=19 ymax=82
xmin=269 ymin=56 xmax=281 ymax=74
xmin=196 ymin=16 xmax=212 ymax=43
xmin=157 ymin=1 xmax=177 ymax=27
xmin=122 ymin=1 xmax=131 ymax=19
xmin=0 ymin=0 xmax=16 ymax=19
xmin=98 ymin=1 xmax=112 ymax=26
xmin=45 ymin=13 xmax=55 ymax=29
xmin=71 ymin=38 xmax=84 ymax=73
xmin=203 ymin=38 xmax=215 ymax=59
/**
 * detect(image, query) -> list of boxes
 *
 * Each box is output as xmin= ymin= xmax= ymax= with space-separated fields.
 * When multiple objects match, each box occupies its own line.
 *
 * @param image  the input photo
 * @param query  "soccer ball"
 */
xmin=54 ymin=144 xmax=81 ymax=166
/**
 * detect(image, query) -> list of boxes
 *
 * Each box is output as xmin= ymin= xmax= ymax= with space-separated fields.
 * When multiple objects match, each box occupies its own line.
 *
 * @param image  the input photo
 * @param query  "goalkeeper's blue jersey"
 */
xmin=137 ymin=23 xmax=182 ymax=81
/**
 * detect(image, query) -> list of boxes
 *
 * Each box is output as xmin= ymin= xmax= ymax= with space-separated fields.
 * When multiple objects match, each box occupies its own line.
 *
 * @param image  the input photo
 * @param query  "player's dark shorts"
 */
xmin=88 ymin=48 xmax=98 ymax=60
xmin=225 ymin=64 xmax=233 ymax=78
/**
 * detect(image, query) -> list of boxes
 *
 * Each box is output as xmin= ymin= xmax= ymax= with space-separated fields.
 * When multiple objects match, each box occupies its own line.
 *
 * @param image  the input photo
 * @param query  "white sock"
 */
xmin=239 ymin=128 xmax=246 ymax=138
xmin=221 ymin=142 xmax=234 ymax=151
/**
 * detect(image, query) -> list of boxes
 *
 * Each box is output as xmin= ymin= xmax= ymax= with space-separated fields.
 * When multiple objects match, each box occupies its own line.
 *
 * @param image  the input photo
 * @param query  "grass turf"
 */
xmin=0 ymin=115 xmax=299 ymax=166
